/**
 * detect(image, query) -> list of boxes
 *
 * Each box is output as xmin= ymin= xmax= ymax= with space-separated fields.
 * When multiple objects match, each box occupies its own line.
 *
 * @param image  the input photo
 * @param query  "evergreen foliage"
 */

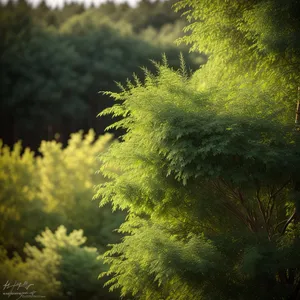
xmin=173 ymin=0 xmax=300 ymax=124
xmin=94 ymin=1 xmax=300 ymax=299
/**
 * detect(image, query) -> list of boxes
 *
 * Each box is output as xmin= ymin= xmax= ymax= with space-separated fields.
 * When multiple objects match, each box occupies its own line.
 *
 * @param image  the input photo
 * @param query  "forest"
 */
xmin=1 ymin=0 xmax=300 ymax=299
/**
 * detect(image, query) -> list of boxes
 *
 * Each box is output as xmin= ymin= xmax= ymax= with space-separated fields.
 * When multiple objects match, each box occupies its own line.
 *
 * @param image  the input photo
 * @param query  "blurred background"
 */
xmin=0 ymin=1 xmax=205 ymax=298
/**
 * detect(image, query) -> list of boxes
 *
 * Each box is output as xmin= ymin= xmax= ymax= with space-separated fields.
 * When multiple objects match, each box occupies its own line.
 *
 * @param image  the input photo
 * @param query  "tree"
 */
xmin=0 ymin=226 xmax=117 ymax=300
xmin=94 ymin=1 xmax=300 ymax=299
xmin=37 ymin=130 xmax=124 ymax=248
xmin=0 ymin=131 xmax=123 ymax=256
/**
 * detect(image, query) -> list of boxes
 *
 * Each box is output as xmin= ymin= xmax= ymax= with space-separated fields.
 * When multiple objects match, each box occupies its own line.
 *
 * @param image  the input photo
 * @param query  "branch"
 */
xmin=219 ymin=178 xmax=257 ymax=226
xmin=281 ymin=208 xmax=296 ymax=235
xmin=278 ymin=269 xmax=288 ymax=284
xmin=222 ymin=201 xmax=257 ymax=233
xmin=255 ymin=181 xmax=270 ymax=237
xmin=274 ymin=218 xmax=290 ymax=232
xmin=264 ymin=180 xmax=291 ymax=231
xmin=212 ymin=179 xmax=257 ymax=233
xmin=270 ymin=178 xmax=291 ymax=199
xmin=266 ymin=201 xmax=275 ymax=226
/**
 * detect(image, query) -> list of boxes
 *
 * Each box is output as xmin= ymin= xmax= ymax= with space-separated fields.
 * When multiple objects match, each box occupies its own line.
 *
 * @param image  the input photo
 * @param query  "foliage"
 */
xmin=37 ymin=130 xmax=123 ymax=248
xmin=94 ymin=1 xmax=300 ymax=295
xmin=173 ymin=0 xmax=300 ymax=124
xmin=0 ymin=226 xmax=116 ymax=300
xmin=0 ymin=130 xmax=123 ymax=255
xmin=0 ymin=140 xmax=43 ymax=253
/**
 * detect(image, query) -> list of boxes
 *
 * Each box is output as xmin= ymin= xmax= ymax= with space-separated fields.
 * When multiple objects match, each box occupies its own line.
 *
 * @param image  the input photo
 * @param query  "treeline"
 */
xmin=0 ymin=0 xmax=205 ymax=150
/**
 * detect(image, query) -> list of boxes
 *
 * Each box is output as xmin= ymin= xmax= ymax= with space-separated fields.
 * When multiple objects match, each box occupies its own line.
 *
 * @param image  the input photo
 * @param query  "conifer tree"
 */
xmin=95 ymin=1 xmax=300 ymax=299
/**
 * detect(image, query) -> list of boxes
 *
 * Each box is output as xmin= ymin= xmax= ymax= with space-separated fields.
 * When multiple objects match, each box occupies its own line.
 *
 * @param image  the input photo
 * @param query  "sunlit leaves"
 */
xmin=96 ymin=54 xmax=300 ymax=298
xmin=0 ymin=131 xmax=123 ymax=255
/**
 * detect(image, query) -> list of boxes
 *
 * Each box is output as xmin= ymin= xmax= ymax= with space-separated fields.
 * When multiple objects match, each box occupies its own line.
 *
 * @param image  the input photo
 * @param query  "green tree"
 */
xmin=0 ymin=226 xmax=117 ymax=300
xmin=95 ymin=1 xmax=300 ymax=299
xmin=0 ymin=130 xmax=123 ymax=255
xmin=37 ymin=130 xmax=123 ymax=248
